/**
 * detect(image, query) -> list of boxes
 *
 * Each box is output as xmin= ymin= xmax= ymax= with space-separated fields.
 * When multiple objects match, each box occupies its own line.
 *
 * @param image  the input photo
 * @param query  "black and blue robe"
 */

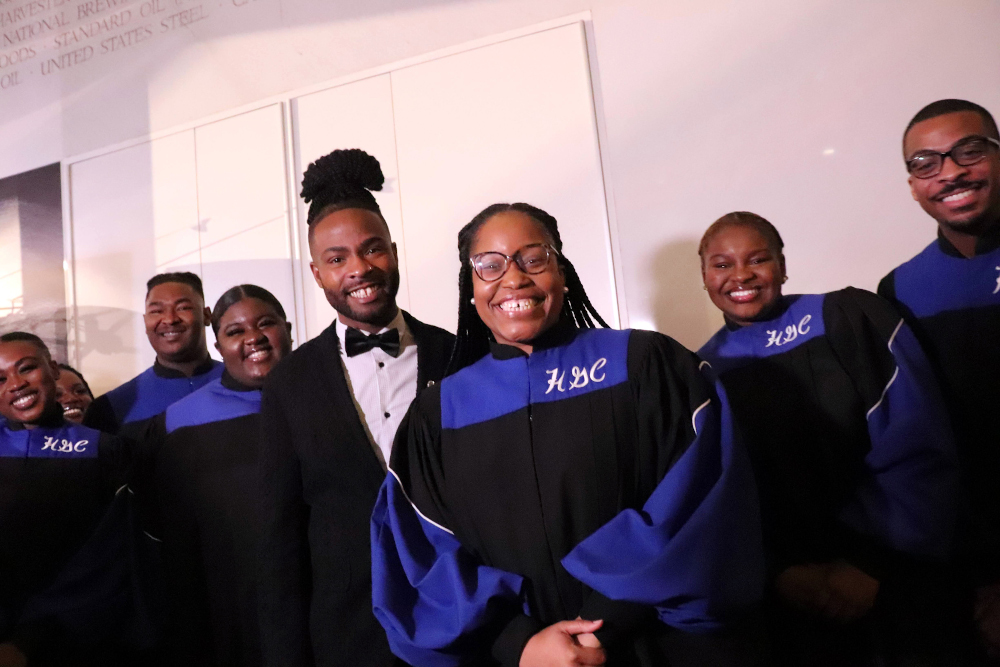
xmin=0 ymin=415 xmax=130 ymax=666
xmin=372 ymin=323 xmax=765 ymax=667
xmin=698 ymin=287 xmax=959 ymax=663
xmin=86 ymin=358 xmax=223 ymax=440
xmin=879 ymin=232 xmax=1000 ymax=583
xmin=142 ymin=372 xmax=264 ymax=667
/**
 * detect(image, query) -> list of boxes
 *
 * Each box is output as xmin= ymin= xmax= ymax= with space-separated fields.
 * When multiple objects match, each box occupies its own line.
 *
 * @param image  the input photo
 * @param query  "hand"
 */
xmin=975 ymin=583 xmax=1000 ymax=659
xmin=821 ymin=561 xmax=879 ymax=621
xmin=0 ymin=643 xmax=27 ymax=667
xmin=776 ymin=564 xmax=831 ymax=612
xmin=520 ymin=619 xmax=606 ymax=667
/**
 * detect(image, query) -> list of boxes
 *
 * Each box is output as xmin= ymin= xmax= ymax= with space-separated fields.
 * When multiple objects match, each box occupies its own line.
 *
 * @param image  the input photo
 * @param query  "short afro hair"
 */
xmin=0 ymin=331 xmax=51 ymax=359
xmin=904 ymin=99 xmax=999 ymax=152
xmin=146 ymin=272 xmax=204 ymax=299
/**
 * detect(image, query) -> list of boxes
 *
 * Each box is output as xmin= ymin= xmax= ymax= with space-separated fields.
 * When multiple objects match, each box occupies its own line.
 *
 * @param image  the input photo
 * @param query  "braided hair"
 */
xmin=447 ymin=203 xmax=609 ymax=375
xmin=301 ymin=149 xmax=385 ymax=228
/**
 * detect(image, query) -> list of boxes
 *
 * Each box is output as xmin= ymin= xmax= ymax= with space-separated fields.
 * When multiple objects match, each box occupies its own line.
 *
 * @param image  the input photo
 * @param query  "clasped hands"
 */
xmin=520 ymin=618 xmax=606 ymax=667
xmin=775 ymin=560 xmax=880 ymax=621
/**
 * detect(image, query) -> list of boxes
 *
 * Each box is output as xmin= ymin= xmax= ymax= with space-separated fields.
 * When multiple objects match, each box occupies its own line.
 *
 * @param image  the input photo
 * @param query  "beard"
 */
xmin=324 ymin=264 xmax=401 ymax=328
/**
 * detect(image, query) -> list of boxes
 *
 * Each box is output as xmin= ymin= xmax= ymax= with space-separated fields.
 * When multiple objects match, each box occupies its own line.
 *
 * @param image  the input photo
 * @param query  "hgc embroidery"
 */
xmin=545 ymin=358 xmax=608 ymax=394
xmin=41 ymin=436 xmax=89 ymax=453
xmin=765 ymin=314 xmax=812 ymax=348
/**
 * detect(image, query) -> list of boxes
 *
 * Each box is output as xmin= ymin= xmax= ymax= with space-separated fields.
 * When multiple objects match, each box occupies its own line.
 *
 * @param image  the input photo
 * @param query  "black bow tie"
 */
xmin=344 ymin=327 xmax=401 ymax=358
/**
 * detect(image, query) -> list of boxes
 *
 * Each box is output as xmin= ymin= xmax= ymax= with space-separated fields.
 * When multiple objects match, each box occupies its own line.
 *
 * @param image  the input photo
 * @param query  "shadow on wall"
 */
xmin=0 ymin=308 xmax=70 ymax=363
xmin=649 ymin=239 xmax=724 ymax=352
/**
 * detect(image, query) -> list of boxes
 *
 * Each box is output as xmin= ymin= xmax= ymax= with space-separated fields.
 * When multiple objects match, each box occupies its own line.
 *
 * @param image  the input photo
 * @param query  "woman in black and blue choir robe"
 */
xmin=0 ymin=332 xmax=130 ymax=667
xmin=696 ymin=212 xmax=960 ymax=667
xmin=371 ymin=203 xmax=765 ymax=667
xmin=143 ymin=285 xmax=292 ymax=667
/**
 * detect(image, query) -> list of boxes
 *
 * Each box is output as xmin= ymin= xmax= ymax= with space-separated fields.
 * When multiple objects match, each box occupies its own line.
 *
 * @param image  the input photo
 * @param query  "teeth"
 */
xmin=63 ymin=407 xmax=82 ymax=417
xmin=247 ymin=350 xmax=269 ymax=362
xmin=349 ymin=286 xmax=377 ymax=299
xmin=12 ymin=395 xmax=33 ymax=409
xmin=943 ymin=189 xmax=975 ymax=203
xmin=729 ymin=289 xmax=757 ymax=298
xmin=499 ymin=298 xmax=538 ymax=312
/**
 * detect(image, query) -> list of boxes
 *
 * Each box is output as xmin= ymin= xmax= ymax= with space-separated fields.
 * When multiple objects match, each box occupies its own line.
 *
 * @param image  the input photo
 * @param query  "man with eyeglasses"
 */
xmin=879 ymin=99 xmax=1000 ymax=663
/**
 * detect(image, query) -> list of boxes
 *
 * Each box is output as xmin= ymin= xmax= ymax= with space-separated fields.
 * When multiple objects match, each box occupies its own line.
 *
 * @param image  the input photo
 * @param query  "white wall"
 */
xmin=2 ymin=0 xmax=999 ymax=352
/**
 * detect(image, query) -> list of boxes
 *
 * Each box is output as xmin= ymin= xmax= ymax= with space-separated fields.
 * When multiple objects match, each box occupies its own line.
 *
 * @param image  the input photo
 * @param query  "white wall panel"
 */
xmin=194 ymin=103 xmax=295 ymax=325
xmin=70 ymin=139 xmax=179 ymax=394
xmin=390 ymin=23 xmax=616 ymax=332
xmin=291 ymin=75 xmax=408 ymax=341
xmin=200 ymin=218 xmax=296 ymax=335
xmin=195 ymin=104 xmax=289 ymax=250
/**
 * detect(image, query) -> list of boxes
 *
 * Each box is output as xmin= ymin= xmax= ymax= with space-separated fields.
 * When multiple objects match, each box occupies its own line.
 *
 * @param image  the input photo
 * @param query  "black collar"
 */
xmin=220 ymin=370 xmax=260 ymax=392
xmin=152 ymin=355 xmax=217 ymax=379
xmin=936 ymin=222 xmax=1000 ymax=258
xmin=489 ymin=317 xmax=580 ymax=360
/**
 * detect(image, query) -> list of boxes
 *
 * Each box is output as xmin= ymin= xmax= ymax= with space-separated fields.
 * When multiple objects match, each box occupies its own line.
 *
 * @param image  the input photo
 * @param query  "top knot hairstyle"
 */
xmin=447 ymin=202 xmax=610 ymax=375
xmin=301 ymin=148 xmax=385 ymax=226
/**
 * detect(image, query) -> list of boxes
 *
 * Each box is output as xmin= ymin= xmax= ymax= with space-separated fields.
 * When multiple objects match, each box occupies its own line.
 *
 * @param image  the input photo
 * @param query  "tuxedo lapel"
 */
xmin=403 ymin=310 xmax=451 ymax=394
xmin=311 ymin=323 xmax=385 ymax=478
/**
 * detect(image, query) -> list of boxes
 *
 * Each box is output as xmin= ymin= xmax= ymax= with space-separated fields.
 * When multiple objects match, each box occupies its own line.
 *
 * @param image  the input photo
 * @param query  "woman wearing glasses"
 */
xmin=371 ymin=203 xmax=765 ymax=667
xmin=697 ymin=211 xmax=961 ymax=666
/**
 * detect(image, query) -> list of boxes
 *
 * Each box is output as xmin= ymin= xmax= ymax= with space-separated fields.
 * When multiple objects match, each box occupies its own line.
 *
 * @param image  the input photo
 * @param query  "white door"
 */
xmin=390 ymin=23 xmax=617 ymax=332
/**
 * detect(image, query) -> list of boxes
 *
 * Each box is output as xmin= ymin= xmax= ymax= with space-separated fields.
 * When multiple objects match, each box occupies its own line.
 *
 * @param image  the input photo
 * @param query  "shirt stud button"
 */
xmin=378 ymin=362 xmax=385 ymax=368
xmin=384 ymin=412 xmax=390 ymax=418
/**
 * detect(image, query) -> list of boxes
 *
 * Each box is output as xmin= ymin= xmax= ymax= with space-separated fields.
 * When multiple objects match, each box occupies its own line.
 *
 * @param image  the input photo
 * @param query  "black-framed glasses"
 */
xmin=906 ymin=136 xmax=1000 ymax=179
xmin=469 ymin=243 xmax=558 ymax=282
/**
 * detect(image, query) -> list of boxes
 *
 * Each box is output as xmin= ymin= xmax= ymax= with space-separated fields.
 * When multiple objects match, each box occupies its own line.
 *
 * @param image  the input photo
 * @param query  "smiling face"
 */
xmin=144 ymin=282 xmax=211 ymax=364
xmin=309 ymin=208 xmax=400 ymax=333
xmin=214 ymin=297 xmax=293 ymax=389
xmin=54 ymin=368 xmax=92 ymax=423
xmin=0 ymin=340 xmax=60 ymax=425
xmin=905 ymin=111 xmax=1000 ymax=235
xmin=701 ymin=224 xmax=785 ymax=326
xmin=470 ymin=211 xmax=565 ymax=353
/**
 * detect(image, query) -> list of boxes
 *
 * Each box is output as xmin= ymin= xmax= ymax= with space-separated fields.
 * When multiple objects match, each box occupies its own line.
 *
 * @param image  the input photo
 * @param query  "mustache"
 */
xmin=936 ymin=179 xmax=986 ymax=199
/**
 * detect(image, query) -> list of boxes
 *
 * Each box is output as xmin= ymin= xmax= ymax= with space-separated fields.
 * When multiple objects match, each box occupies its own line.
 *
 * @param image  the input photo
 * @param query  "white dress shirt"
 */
xmin=335 ymin=310 xmax=418 ymax=470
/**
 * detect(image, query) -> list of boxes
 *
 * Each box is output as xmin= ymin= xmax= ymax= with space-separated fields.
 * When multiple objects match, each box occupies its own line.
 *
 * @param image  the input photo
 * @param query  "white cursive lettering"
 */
xmin=545 ymin=368 xmax=566 ymax=394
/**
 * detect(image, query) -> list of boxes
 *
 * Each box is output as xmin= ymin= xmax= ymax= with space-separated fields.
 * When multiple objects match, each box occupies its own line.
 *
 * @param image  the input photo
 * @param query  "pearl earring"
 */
xmin=470 ymin=298 xmax=475 ymax=304
xmin=563 ymin=286 xmax=569 ymax=293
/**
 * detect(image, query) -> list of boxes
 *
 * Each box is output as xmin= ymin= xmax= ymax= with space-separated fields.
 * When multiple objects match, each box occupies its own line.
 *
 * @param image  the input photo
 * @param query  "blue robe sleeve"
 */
xmin=561 ymin=378 xmax=765 ymax=634
xmin=371 ymin=400 xmax=528 ymax=667
xmin=830 ymin=291 xmax=958 ymax=561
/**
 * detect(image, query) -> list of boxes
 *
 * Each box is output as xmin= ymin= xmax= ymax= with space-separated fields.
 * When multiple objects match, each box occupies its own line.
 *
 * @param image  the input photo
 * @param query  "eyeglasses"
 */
xmin=469 ymin=243 xmax=558 ymax=282
xmin=906 ymin=136 xmax=1000 ymax=179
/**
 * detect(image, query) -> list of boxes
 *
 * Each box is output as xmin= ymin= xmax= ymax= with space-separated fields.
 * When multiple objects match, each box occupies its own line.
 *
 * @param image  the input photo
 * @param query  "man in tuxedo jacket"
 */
xmin=257 ymin=149 xmax=453 ymax=667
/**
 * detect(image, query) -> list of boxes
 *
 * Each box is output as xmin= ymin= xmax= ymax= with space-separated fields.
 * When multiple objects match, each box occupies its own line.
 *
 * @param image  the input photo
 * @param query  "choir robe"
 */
xmin=698 ymin=288 xmax=959 ymax=663
xmin=372 ymin=323 xmax=765 ymax=667
xmin=85 ymin=357 xmax=223 ymax=659
xmin=143 ymin=372 xmax=264 ymax=667
xmin=879 ymin=231 xmax=1000 ymax=583
xmin=86 ymin=358 xmax=223 ymax=440
xmin=0 ymin=415 xmax=130 ymax=665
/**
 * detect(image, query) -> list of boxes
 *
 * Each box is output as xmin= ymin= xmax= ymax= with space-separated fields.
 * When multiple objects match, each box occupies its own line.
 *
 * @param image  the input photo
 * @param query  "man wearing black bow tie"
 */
xmin=257 ymin=149 xmax=453 ymax=667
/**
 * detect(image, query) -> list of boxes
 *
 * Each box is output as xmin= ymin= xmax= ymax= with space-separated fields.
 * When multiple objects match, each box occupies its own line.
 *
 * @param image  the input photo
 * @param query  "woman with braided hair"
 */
xmin=372 ymin=203 xmax=766 ymax=667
